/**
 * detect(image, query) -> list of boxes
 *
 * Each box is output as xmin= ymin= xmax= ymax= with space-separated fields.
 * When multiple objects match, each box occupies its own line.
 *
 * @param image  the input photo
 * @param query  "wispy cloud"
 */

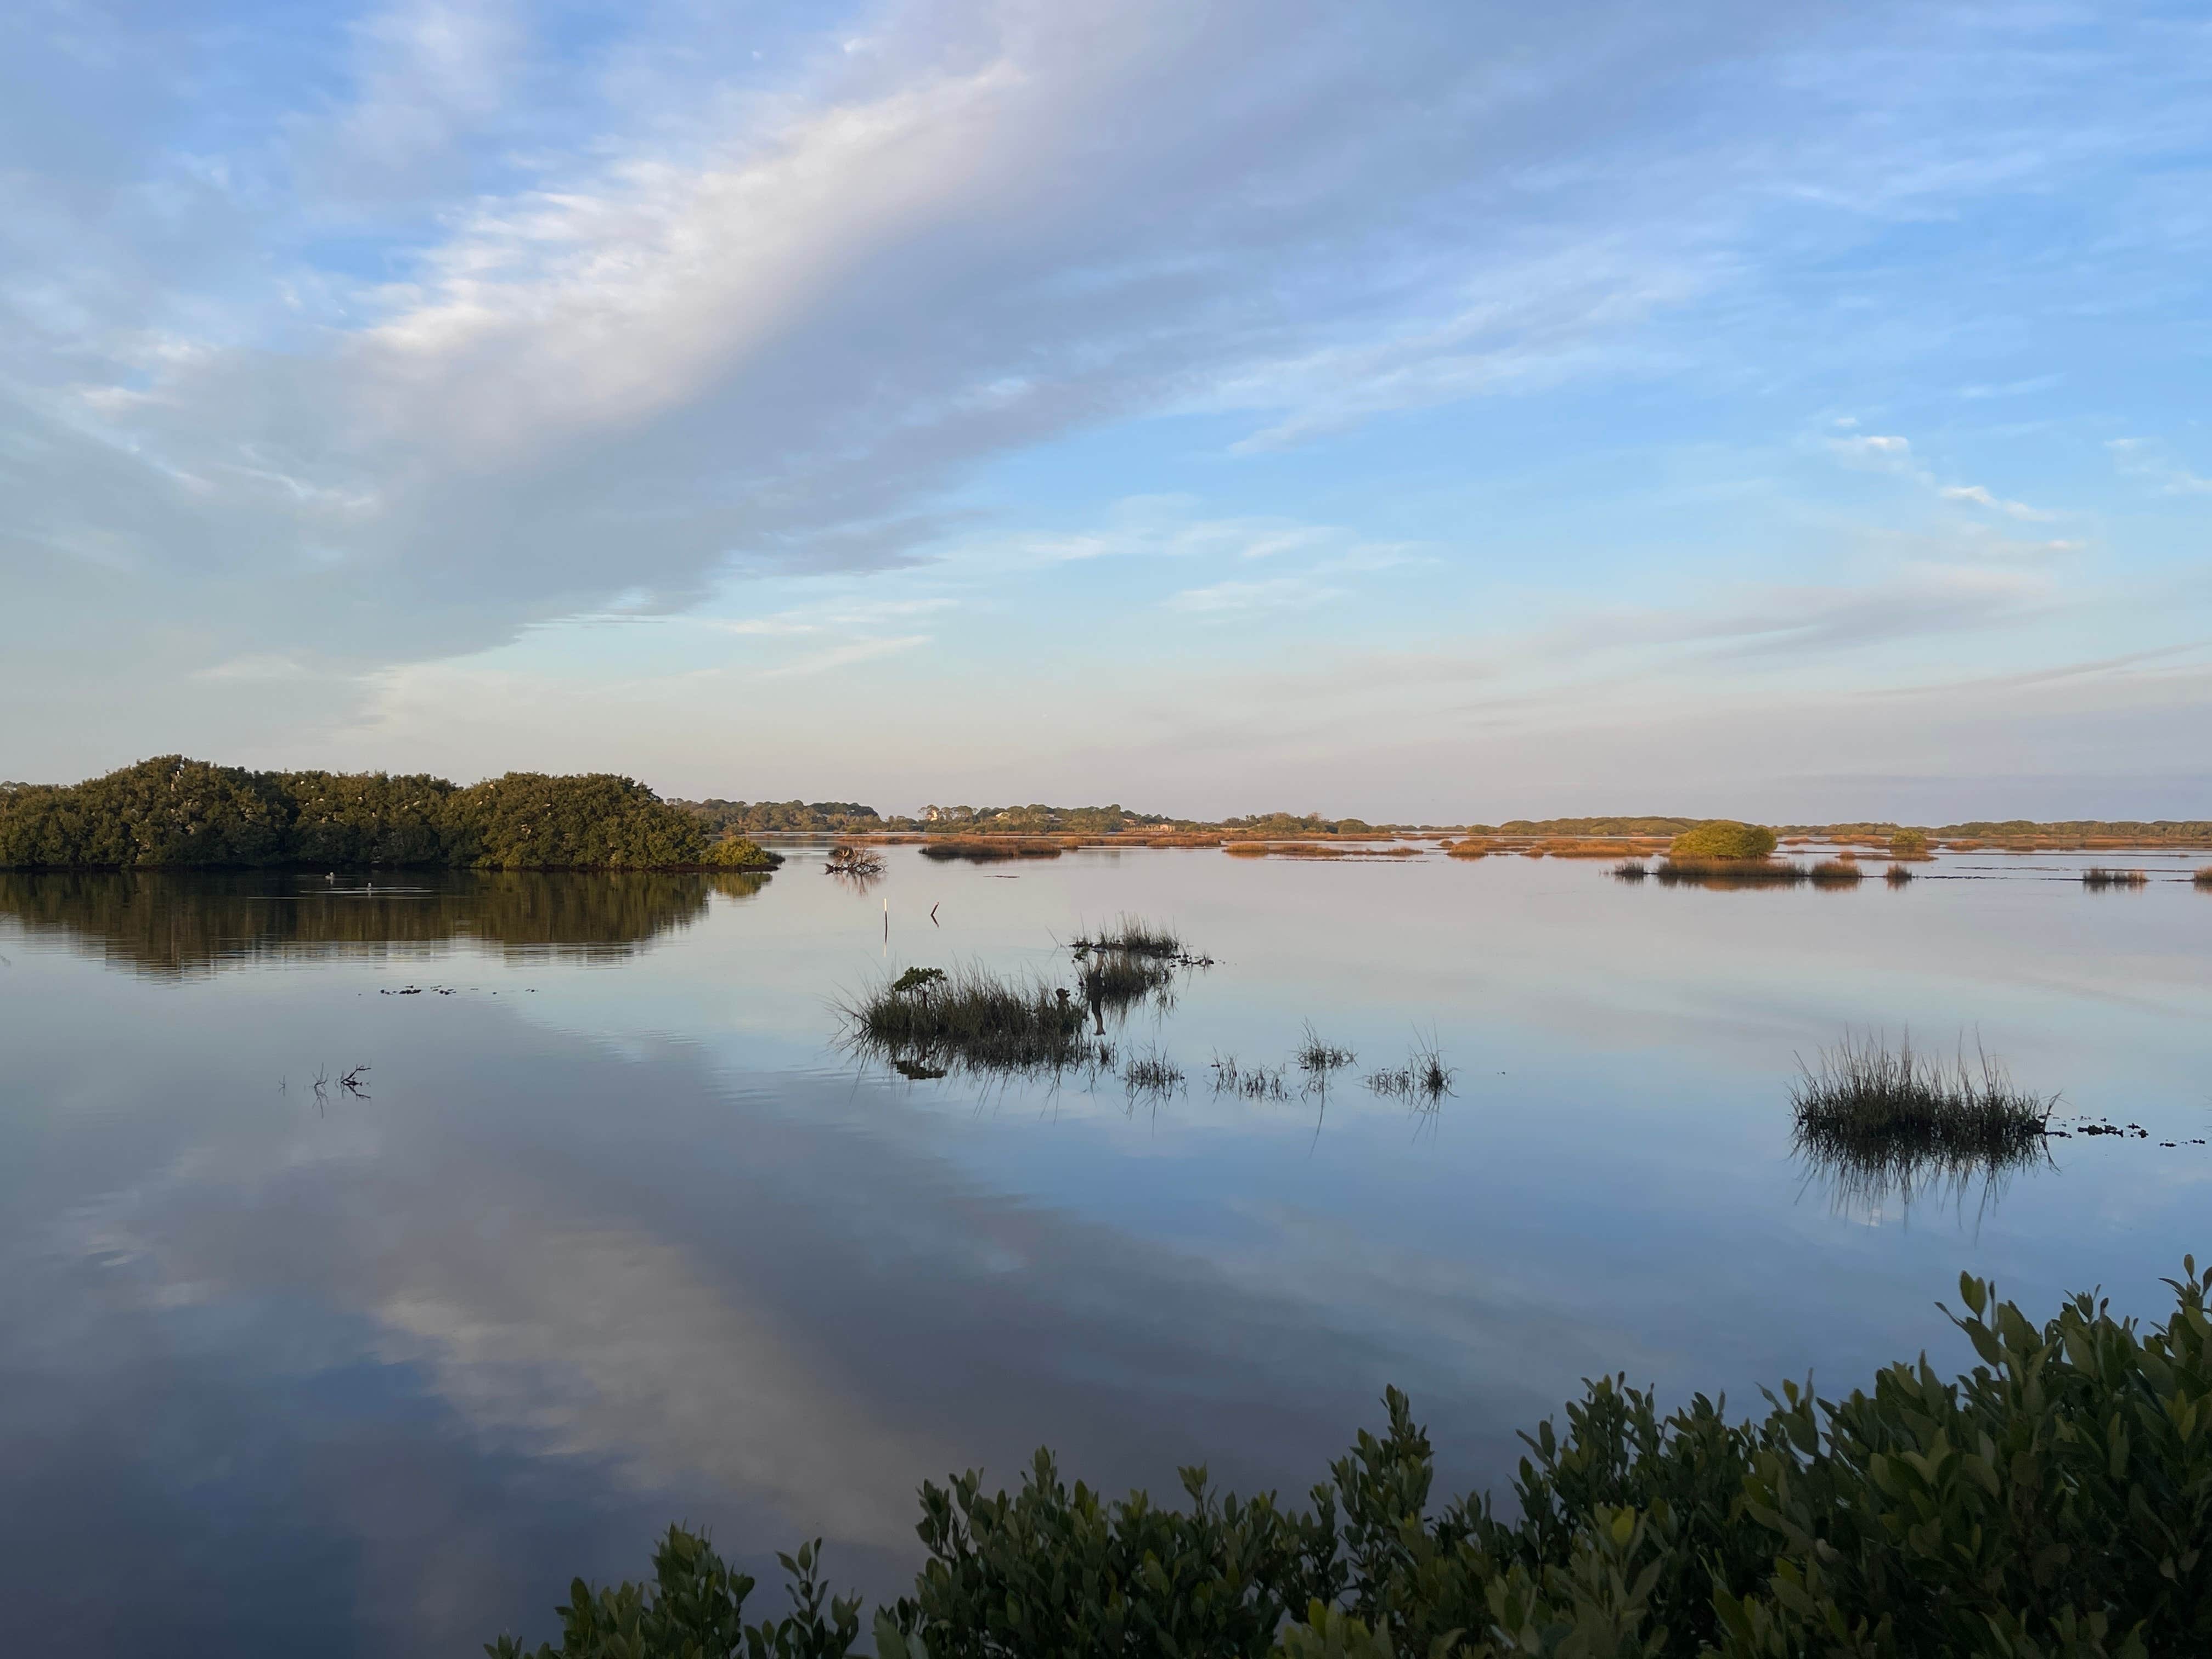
xmin=2109 ymin=438 xmax=2212 ymax=496
xmin=753 ymin=635 xmax=932 ymax=679
xmin=1164 ymin=576 xmax=1345 ymax=614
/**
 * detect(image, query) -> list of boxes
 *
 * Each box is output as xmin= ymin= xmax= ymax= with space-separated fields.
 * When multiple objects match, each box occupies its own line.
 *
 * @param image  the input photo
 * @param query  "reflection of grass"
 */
xmin=1080 ymin=952 xmax=1177 ymax=1012
xmin=2082 ymin=866 xmax=2148 ymax=889
xmin=1652 ymin=858 xmax=1804 ymax=887
xmin=1790 ymin=1033 xmax=2052 ymax=1165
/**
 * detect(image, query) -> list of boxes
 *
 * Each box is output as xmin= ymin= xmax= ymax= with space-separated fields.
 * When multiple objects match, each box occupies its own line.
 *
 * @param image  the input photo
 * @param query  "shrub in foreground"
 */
xmin=490 ymin=1262 xmax=2212 ymax=1658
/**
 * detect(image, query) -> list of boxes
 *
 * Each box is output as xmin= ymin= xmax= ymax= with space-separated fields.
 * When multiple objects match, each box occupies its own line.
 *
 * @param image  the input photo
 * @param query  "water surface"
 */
xmin=2 ymin=849 xmax=2205 ymax=1654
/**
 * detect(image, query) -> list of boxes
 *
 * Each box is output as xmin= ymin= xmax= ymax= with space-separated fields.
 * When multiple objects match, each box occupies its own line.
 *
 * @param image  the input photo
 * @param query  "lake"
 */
xmin=1 ymin=847 xmax=2206 ymax=1654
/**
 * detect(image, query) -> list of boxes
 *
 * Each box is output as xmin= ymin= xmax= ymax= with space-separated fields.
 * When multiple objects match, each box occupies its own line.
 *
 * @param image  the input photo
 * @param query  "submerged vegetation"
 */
xmin=0 ymin=756 xmax=719 ymax=870
xmin=493 ymin=1262 xmax=2212 ymax=1659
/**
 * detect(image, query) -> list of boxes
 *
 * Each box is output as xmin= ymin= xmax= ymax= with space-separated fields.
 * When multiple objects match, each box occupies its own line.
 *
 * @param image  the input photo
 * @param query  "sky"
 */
xmin=2 ymin=0 xmax=2208 ymax=821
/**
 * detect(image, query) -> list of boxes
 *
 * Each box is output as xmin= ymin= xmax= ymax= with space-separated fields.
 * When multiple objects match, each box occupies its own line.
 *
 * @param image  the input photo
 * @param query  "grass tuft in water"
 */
xmin=1789 ymin=1032 xmax=2053 ymax=1165
xmin=2081 ymin=866 xmax=2148 ymax=889
xmin=1124 ymin=1046 xmax=1184 ymax=1096
xmin=2197 ymin=866 xmax=2212 ymax=889
xmin=1209 ymin=1052 xmax=1287 ymax=1101
xmin=1612 ymin=858 xmax=1648 ymax=879
xmin=839 ymin=962 xmax=1091 ymax=1074
xmin=1884 ymin=864 xmax=1915 ymax=884
xmin=1070 ymin=915 xmax=1182 ymax=957
xmin=1365 ymin=1033 xmax=1455 ymax=1105
xmin=1294 ymin=1021 xmax=1356 ymax=1074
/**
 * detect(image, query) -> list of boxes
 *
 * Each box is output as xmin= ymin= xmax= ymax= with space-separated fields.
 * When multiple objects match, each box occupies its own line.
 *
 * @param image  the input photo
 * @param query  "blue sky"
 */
xmin=2 ymin=0 xmax=2208 ymax=819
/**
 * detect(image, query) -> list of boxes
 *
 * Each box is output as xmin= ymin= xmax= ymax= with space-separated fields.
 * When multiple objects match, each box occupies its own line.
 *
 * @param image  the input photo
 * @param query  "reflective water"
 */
xmin=1 ymin=849 xmax=2206 ymax=1654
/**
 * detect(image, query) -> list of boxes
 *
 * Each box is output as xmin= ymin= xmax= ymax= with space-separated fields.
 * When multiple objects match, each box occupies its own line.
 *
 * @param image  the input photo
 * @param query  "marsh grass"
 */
xmin=1124 ymin=1045 xmax=1184 ymax=1097
xmin=919 ymin=838 xmax=1063 ymax=862
xmin=2081 ymin=866 xmax=2149 ymax=889
xmin=1294 ymin=1021 xmax=1356 ymax=1075
xmin=839 ymin=962 xmax=1092 ymax=1074
xmin=1788 ymin=1032 xmax=2053 ymax=1171
xmin=1208 ymin=1053 xmax=1287 ymax=1101
xmin=1612 ymin=858 xmax=1648 ymax=879
xmin=1070 ymin=915 xmax=1182 ymax=957
xmin=1884 ymin=864 xmax=1915 ymax=884
xmin=1365 ymin=1032 xmax=1455 ymax=1105
xmin=2197 ymin=866 xmax=2212 ymax=889
xmin=1653 ymin=857 xmax=1805 ymax=885
xmin=1808 ymin=859 xmax=1864 ymax=884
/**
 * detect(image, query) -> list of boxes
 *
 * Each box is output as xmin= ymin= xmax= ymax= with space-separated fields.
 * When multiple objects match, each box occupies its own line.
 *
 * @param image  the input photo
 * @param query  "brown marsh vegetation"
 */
xmin=2081 ymin=866 xmax=2149 ymax=889
xmin=918 ymin=838 xmax=1063 ymax=862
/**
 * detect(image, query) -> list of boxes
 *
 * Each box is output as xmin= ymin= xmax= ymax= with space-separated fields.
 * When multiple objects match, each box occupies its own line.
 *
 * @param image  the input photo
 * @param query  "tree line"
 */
xmin=0 ymin=757 xmax=770 ymax=870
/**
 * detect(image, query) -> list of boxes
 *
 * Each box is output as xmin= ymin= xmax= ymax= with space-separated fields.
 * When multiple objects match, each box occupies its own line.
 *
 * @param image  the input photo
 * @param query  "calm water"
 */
xmin=2 ymin=848 xmax=2207 ymax=1654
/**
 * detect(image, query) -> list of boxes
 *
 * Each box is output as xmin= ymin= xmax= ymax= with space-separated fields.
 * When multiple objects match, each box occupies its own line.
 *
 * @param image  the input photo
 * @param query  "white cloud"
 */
xmin=1938 ymin=483 xmax=2054 ymax=522
xmin=2109 ymin=438 xmax=2212 ymax=496
xmin=1164 ymin=576 xmax=1344 ymax=614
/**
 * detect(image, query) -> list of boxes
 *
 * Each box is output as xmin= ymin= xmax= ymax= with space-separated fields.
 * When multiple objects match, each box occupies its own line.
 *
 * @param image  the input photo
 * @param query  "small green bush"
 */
xmin=1667 ymin=821 xmax=1776 ymax=862
xmin=491 ymin=1262 xmax=2212 ymax=1658
xmin=1888 ymin=828 xmax=1929 ymax=857
xmin=703 ymin=835 xmax=781 ymax=870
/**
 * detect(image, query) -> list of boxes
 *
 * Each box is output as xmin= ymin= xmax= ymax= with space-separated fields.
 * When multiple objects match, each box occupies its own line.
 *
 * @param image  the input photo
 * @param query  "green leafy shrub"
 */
xmin=703 ymin=835 xmax=782 ymax=870
xmin=492 ymin=1262 xmax=2212 ymax=1658
xmin=1888 ymin=828 xmax=1929 ymax=858
xmin=0 ymin=758 xmax=714 ymax=870
xmin=1666 ymin=821 xmax=1777 ymax=861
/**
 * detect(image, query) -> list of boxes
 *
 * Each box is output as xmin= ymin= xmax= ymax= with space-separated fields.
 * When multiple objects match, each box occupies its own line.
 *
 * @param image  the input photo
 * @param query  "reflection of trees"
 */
xmin=0 ymin=870 xmax=769 ymax=978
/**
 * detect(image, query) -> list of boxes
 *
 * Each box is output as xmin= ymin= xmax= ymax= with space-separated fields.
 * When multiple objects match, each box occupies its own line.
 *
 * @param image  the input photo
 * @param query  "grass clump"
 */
xmin=1652 ymin=857 xmax=1803 ymax=885
xmin=1365 ymin=1033 xmax=1455 ymax=1104
xmin=839 ymin=962 xmax=1090 ymax=1074
xmin=1883 ymin=862 xmax=1915 ymax=884
xmin=1790 ymin=1031 xmax=2052 ymax=1164
xmin=1668 ymin=819 xmax=1777 ymax=861
xmin=1807 ymin=858 xmax=1863 ymax=884
xmin=919 ymin=838 xmax=1062 ymax=862
xmin=1612 ymin=857 xmax=1648 ymax=879
xmin=1294 ymin=1022 xmax=1355 ymax=1075
xmin=1070 ymin=915 xmax=1182 ymax=957
xmin=1123 ymin=1046 xmax=1184 ymax=1096
xmin=1209 ymin=1053 xmax=1288 ymax=1101
xmin=2197 ymin=866 xmax=2212 ymax=889
xmin=2082 ymin=866 xmax=2148 ymax=888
